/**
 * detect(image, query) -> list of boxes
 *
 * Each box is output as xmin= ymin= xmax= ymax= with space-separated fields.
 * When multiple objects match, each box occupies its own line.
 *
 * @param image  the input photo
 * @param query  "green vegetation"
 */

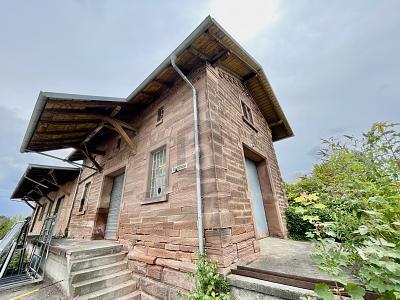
xmin=285 ymin=123 xmax=400 ymax=299
xmin=0 ymin=215 xmax=24 ymax=240
xmin=185 ymin=253 xmax=230 ymax=300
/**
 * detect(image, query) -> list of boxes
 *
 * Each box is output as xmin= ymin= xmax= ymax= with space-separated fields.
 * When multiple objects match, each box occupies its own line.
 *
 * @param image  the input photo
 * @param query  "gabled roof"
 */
xmin=11 ymin=164 xmax=80 ymax=202
xmin=20 ymin=92 xmax=136 ymax=153
xmin=126 ymin=16 xmax=293 ymax=141
xmin=20 ymin=16 xmax=292 ymax=156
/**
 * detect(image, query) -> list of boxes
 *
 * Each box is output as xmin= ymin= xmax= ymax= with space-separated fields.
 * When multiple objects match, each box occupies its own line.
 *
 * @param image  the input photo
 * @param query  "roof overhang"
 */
xmin=10 ymin=164 xmax=80 ymax=203
xmin=126 ymin=16 xmax=293 ymax=141
xmin=20 ymin=92 xmax=138 ymax=155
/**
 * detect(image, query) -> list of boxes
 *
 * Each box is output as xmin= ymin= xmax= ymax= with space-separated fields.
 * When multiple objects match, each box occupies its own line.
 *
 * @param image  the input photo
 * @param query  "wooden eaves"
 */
xmin=10 ymin=164 xmax=80 ymax=208
xmin=20 ymin=93 xmax=139 ymax=171
xmin=125 ymin=16 xmax=293 ymax=141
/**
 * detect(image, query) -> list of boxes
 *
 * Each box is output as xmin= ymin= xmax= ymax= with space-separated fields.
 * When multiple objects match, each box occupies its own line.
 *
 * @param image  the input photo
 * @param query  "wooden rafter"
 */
xmin=110 ymin=105 xmax=122 ymax=117
xmin=154 ymin=79 xmax=173 ymax=88
xmin=188 ymin=46 xmax=211 ymax=61
xmin=269 ymin=120 xmax=284 ymax=128
xmin=206 ymin=30 xmax=259 ymax=75
xmin=82 ymin=122 xmax=105 ymax=144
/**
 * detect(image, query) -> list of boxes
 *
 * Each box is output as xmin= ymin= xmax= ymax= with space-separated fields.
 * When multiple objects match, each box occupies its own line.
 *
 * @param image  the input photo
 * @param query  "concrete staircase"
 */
xmin=69 ymin=244 xmax=140 ymax=300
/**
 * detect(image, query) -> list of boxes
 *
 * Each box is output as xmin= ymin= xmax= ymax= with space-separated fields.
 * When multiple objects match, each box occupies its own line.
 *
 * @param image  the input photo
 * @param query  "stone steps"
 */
xmin=115 ymin=290 xmax=142 ymax=300
xmin=71 ymin=260 xmax=128 ymax=283
xmin=69 ymin=244 xmax=123 ymax=260
xmin=73 ymin=269 xmax=132 ymax=296
xmin=70 ymin=243 xmax=140 ymax=299
xmin=78 ymin=280 xmax=139 ymax=300
xmin=71 ymin=252 xmax=126 ymax=272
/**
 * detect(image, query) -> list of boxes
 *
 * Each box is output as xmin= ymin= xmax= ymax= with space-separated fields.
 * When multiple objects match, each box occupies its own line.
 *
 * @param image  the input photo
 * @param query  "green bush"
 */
xmin=285 ymin=206 xmax=313 ymax=240
xmin=184 ymin=253 xmax=230 ymax=300
xmin=285 ymin=123 xmax=400 ymax=298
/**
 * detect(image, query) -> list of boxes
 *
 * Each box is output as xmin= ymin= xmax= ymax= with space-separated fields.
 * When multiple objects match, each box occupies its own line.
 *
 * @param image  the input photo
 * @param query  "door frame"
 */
xmin=242 ymin=144 xmax=285 ymax=238
xmin=92 ymin=163 xmax=127 ymax=240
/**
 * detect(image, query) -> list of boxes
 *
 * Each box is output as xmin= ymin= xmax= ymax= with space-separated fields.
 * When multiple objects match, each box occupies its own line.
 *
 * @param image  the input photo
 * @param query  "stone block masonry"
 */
xmin=66 ymin=62 xmax=289 ymax=298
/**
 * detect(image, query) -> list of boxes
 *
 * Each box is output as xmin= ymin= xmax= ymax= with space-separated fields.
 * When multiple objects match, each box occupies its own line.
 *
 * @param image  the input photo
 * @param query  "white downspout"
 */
xmin=170 ymin=54 xmax=204 ymax=254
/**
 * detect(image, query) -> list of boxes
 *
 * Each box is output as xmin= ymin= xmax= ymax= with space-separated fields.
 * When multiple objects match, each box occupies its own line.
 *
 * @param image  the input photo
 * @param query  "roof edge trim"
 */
xmin=126 ymin=16 xmax=215 ymax=102
xmin=20 ymin=92 xmax=126 ymax=153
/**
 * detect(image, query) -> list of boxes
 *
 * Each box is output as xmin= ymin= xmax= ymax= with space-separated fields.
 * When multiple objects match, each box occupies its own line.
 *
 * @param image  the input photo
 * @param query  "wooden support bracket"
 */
xmin=23 ymin=200 xmax=35 ymax=210
xmin=80 ymin=145 xmax=103 ymax=172
xmin=103 ymin=117 xmax=137 ymax=154
xmin=44 ymin=172 xmax=71 ymax=196
xmin=34 ymin=186 xmax=54 ymax=203
xmin=102 ymin=116 xmax=137 ymax=133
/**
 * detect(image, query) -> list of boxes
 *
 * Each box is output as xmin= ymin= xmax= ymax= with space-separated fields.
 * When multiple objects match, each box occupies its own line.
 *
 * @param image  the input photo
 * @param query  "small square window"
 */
xmin=157 ymin=107 xmax=164 ymax=124
xmin=79 ymin=182 xmax=91 ymax=213
xmin=241 ymin=101 xmax=254 ymax=125
xmin=149 ymin=146 xmax=166 ymax=198
xmin=116 ymin=138 xmax=121 ymax=150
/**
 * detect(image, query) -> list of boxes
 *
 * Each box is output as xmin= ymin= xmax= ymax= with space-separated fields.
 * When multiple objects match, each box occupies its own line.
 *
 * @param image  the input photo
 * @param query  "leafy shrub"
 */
xmin=285 ymin=206 xmax=314 ymax=240
xmin=285 ymin=123 xmax=400 ymax=298
xmin=184 ymin=253 xmax=230 ymax=300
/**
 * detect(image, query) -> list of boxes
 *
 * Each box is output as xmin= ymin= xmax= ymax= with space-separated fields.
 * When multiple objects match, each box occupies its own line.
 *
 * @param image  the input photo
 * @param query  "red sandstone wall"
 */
xmin=28 ymin=179 xmax=78 ymax=237
xmin=67 ymin=63 xmax=289 ymax=296
xmin=201 ymin=63 xmax=288 ymax=273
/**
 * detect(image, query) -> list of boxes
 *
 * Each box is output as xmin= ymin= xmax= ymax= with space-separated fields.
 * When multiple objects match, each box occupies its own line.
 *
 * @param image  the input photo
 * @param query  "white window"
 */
xmin=150 ymin=146 xmax=166 ymax=198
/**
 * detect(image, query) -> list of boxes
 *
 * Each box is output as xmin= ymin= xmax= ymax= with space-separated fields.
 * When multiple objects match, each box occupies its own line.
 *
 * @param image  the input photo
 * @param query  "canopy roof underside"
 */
xmin=11 ymin=164 xmax=80 ymax=202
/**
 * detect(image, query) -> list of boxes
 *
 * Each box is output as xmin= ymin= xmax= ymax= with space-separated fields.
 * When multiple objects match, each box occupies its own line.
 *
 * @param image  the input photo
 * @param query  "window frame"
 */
xmin=38 ymin=202 xmax=47 ymax=221
xmin=143 ymin=144 xmax=169 ymax=204
xmin=30 ymin=205 xmax=40 ymax=232
xmin=241 ymin=100 xmax=258 ymax=132
xmin=78 ymin=182 xmax=91 ymax=214
xmin=156 ymin=106 xmax=164 ymax=125
xmin=54 ymin=195 xmax=65 ymax=216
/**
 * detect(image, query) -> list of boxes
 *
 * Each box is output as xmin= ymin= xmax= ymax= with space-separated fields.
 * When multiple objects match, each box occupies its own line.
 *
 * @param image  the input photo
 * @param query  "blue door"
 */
xmin=245 ymin=158 xmax=268 ymax=237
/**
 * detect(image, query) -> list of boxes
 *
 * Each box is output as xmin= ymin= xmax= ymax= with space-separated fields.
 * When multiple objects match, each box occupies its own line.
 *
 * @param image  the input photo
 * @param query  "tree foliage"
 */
xmin=0 ymin=215 xmax=24 ymax=240
xmin=285 ymin=123 xmax=400 ymax=299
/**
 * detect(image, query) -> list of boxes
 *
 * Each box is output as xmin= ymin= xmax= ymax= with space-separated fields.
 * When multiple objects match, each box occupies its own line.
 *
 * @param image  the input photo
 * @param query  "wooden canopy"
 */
xmin=126 ymin=16 xmax=293 ymax=141
xmin=11 ymin=164 xmax=80 ymax=206
xmin=20 ymin=92 xmax=139 ymax=167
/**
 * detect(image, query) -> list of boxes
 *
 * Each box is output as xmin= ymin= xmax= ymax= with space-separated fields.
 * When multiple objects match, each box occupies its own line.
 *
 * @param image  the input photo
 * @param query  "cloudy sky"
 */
xmin=0 ymin=1 xmax=399 ymax=217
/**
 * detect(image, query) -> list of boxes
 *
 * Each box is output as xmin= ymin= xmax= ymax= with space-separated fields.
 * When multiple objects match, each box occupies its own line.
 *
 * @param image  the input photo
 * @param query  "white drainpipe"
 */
xmin=170 ymin=54 xmax=204 ymax=254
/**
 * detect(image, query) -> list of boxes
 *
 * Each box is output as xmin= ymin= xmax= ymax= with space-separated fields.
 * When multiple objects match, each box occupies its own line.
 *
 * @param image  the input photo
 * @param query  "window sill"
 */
xmin=242 ymin=116 xmax=258 ymax=132
xmin=141 ymin=194 xmax=168 ymax=205
xmin=156 ymin=119 xmax=163 ymax=126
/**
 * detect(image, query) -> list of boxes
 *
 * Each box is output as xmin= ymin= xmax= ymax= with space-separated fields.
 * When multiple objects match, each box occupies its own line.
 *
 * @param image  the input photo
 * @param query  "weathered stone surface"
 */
xmin=161 ymin=268 xmax=195 ymax=291
xmin=140 ymin=276 xmax=169 ymax=299
xmin=147 ymin=265 xmax=163 ymax=280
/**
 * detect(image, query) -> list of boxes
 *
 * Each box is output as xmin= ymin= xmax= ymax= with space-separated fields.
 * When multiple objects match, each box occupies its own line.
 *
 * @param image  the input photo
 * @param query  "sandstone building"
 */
xmin=13 ymin=16 xmax=293 ymax=298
